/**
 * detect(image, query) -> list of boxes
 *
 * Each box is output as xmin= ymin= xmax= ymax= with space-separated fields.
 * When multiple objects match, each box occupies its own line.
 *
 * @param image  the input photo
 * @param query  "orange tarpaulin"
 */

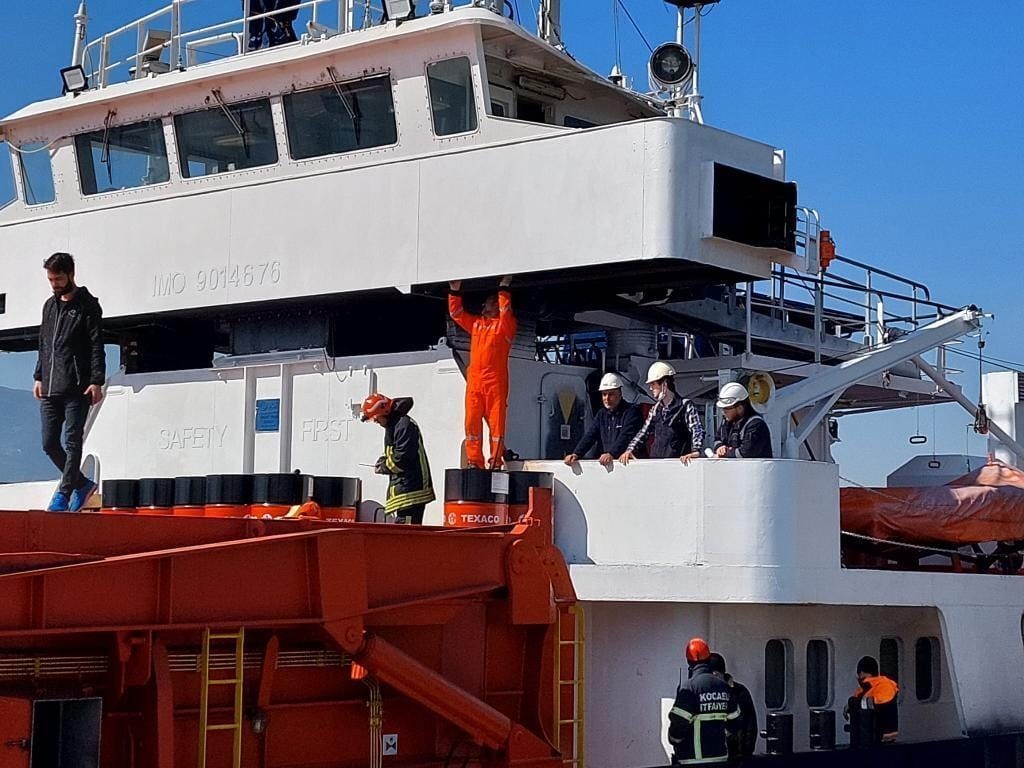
xmin=840 ymin=461 xmax=1024 ymax=545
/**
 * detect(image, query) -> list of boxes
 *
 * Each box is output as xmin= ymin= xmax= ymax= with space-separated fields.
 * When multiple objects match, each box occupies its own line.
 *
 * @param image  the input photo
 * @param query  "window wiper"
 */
xmin=211 ymin=88 xmax=249 ymax=155
xmin=326 ymin=66 xmax=361 ymax=143
xmin=100 ymin=109 xmax=117 ymax=187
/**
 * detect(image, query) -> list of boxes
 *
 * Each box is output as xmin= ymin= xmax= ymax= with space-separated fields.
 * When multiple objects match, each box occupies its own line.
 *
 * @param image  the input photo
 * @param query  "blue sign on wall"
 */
xmin=255 ymin=399 xmax=281 ymax=433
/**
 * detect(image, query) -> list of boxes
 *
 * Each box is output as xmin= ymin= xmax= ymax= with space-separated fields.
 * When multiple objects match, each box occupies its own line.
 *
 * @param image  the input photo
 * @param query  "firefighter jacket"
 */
xmin=33 ymin=287 xmax=105 ymax=398
xmin=724 ymin=675 xmax=758 ymax=759
xmin=379 ymin=398 xmax=435 ymax=514
xmin=572 ymin=400 xmax=644 ymax=458
xmin=668 ymin=662 xmax=740 ymax=765
xmin=448 ymin=289 xmax=517 ymax=385
xmin=626 ymin=394 xmax=705 ymax=458
xmin=713 ymin=412 xmax=773 ymax=459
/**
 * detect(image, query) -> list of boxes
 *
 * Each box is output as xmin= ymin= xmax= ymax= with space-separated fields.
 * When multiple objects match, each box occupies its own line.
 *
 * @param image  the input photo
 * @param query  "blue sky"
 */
xmin=1 ymin=1 xmax=1022 ymax=484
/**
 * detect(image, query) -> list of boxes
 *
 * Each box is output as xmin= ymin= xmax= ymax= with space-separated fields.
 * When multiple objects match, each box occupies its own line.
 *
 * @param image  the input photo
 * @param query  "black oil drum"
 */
xmin=809 ymin=708 xmax=835 ymax=750
xmin=506 ymin=471 xmax=554 ymax=520
xmin=137 ymin=477 xmax=175 ymax=510
xmin=173 ymin=476 xmax=206 ymax=508
xmin=443 ymin=468 xmax=509 ymax=527
xmin=101 ymin=479 xmax=139 ymax=512
xmin=762 ymin=711 xmax=793 ymax=756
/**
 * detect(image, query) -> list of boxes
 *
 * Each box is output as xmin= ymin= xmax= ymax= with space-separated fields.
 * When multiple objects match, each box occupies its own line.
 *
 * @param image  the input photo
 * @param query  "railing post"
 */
xmin=99 ymin=34 xmax=110 ymax=88
xmin=170 ymin=0 xmax=181 ymax=69
xmin=243 ymin=0 xmax=252 ymax=52
xmin=745 ymin=282 xmax=753 ymax=357
xmin=863 ymin=271 xmax=872 ymax=346
xmin=135 ymin=24 xmax=145 ymax=80
xmin=814 ymin=269 xmax=824 ymax=364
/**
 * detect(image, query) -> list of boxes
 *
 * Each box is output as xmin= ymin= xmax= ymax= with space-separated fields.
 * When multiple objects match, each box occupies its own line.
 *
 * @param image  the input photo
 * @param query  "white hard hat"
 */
xmin=598 ymin=372 xmax=625 ymax=391
xmin=716 ymin=382 xmax=749 ymax=408
xmin=646 ymin=361 xmax=676 ymax=384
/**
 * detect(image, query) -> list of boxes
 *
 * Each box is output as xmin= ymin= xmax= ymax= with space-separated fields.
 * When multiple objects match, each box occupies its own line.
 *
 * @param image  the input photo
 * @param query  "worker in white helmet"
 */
xmin=619 ymin=361 xmax=705 ymax=465
xmin=564 ymin=372 xmax=643 ymax=467
xmin=712 ymin=382 xmax=773 ymax=458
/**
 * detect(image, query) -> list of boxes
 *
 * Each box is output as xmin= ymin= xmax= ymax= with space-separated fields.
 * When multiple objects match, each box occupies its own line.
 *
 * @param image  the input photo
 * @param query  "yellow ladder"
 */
xmin=198 ymin=628 xmax=245 ymax=768
xmin=553 ymin=605 xmax=585 ymax=768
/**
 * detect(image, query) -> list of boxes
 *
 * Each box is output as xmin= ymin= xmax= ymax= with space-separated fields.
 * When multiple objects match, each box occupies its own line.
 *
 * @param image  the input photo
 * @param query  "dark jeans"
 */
xmin=40 ymin=395 xmax=91 ymax=494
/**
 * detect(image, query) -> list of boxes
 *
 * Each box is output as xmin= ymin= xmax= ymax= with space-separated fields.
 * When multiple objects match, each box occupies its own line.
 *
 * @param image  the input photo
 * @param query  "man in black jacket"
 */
xmin=708 ymin=652 xmax=758 ymax=762
xmin=361 ymin=393 xmax=435 ymax=524
xmin=712 ymin=383 xmax=772 ymax=459
xmin=33 ymin=253 xmax=105 ymax=512
xmin=668 ymin=638 xmax=740 ymax=765
xmin=564 ymin=372 xmax=643 ymax=467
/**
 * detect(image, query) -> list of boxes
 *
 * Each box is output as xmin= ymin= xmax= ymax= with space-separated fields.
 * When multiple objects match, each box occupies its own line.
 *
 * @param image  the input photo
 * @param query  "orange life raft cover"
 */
xmin=840 ymin=461 xmax=1024 ymax=545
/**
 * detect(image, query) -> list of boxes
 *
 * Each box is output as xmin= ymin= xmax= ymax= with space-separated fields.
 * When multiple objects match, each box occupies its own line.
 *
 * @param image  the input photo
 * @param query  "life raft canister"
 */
xmin=443 ymin=468 xmax=509 ymax=528
xmin=204 ymin=474 xmax=253 ymax=518
xmin=101 ymin=479 xmax=139 ymax=514
xmin=310 ymin=476 xmax=361 ymax=522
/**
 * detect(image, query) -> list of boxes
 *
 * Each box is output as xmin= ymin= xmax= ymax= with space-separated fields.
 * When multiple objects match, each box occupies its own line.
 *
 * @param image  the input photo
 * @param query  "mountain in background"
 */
xmin=0 ymin=386 xmax=57 ymax=483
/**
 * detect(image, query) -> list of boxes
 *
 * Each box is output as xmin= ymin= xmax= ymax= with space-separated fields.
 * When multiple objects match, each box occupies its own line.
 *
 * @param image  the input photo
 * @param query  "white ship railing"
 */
xmin=81 ymin=0 xmax=520 ymax=89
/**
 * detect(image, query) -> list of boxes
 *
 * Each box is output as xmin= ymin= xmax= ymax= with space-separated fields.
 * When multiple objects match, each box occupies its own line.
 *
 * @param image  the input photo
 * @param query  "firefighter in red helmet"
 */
xmin=668 ymin=638 xmax=740 ymax=765
xmin=361 ymin=393 xmax=434 ymax=524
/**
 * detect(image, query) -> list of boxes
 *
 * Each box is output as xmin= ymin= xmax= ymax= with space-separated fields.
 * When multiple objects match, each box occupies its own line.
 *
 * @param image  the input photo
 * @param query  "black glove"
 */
xmin=374 ymin=456 xmax=389 ymax=475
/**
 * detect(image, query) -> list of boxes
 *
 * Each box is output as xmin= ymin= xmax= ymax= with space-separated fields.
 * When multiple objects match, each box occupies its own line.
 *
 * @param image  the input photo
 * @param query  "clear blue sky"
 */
xmin=1 ymin=1 xmax=1022 ymax=484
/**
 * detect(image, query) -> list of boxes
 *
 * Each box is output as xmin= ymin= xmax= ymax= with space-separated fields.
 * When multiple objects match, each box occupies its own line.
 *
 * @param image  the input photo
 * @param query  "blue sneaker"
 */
xmin=69 ymin=480 xmax=98 ymax=513
xmin=47 ymin=490 xmax=70 ymax=512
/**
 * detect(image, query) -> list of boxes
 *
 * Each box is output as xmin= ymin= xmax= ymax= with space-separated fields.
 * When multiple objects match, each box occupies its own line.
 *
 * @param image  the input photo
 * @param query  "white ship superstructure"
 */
xmin=1 ymin=2 xmax=1022 ymax=765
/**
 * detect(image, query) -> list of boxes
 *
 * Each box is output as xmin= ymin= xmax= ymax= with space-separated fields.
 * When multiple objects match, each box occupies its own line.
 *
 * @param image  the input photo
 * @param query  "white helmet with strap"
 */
xmin=716 ymin=382 xmax=749 ymax=408
xmin=598 ymin=372 xmax=625 ymax=391
xmin=646 ymin=361 xmax=676 ymax=384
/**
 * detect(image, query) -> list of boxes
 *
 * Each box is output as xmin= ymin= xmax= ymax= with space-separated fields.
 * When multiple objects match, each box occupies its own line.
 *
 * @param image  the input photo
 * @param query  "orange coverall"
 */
xmin=449 ymin=290 xmax=517 ymax=468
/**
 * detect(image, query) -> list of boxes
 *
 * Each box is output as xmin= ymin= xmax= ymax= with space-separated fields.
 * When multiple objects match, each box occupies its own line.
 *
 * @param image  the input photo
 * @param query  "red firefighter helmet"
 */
xmin=360 ymin=393 xmax=393 ymax=422
xmin=685 ymin=637 xmax=711 ymax=664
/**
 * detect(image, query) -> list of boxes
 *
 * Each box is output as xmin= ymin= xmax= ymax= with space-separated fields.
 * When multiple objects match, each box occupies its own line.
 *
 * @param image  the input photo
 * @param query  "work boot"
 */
xmin=46 ymin=490 xmax=70 ymax=512
xmin=69 ymin=479 xmax=98 ymax=512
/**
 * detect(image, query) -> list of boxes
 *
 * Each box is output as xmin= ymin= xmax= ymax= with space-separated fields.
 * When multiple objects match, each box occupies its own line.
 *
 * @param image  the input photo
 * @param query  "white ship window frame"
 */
xmin=73 ymin=117 xmax=173 ymax=199
xmin=804 ymin=637 xmax=834 ymax=709
xmin=763 ymin=638 xmax=793 ymax=711
xmin=914 ymin=636 xmax=942 ymax=703
xmin=424 ymin=55 xmax=481 ymax=140
xmin=16 ymin=140 xmax=58 ymax=207
xmin=281 ymin=71 xmax=401 ymax=163
xmin=174 ymin=96 xmax=280 ymax=181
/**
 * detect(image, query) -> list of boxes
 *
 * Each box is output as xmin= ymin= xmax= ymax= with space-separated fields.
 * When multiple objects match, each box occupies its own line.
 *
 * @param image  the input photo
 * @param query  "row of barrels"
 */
xmin=443 ymin=469 xmax=553 ymax=527
xmin=101 ymin=474 xmax=361 ymax=520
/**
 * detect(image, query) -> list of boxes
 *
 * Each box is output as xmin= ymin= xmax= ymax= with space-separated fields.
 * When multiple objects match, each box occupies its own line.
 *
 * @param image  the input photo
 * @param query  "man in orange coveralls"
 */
xmin=448 ymin=276 xmax=516 ymax=469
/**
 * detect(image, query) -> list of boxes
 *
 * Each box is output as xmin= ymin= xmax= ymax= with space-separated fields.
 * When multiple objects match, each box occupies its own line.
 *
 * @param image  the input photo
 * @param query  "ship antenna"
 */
xmin=71 ymin=1 xmax=89 ymax=67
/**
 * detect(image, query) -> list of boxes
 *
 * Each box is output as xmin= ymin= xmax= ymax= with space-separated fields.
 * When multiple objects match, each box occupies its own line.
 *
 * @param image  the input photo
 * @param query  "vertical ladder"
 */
xmin=553 ymin=605 xmax=585 ymax=768
xmin=198 ymin=628 xmax=245 ymax=768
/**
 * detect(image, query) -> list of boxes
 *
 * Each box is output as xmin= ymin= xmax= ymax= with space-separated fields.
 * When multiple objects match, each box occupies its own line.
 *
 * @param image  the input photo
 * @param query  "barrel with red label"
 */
xmin=101 ymin=479 xmax=139 ymax=514
xmin=310 ymin=476 xmax=361 ymax=521
xmin=251 ymin=473 xmax=306 ymax=517
xmin=137 ymin=477 xmax=175 ymax=514
xmin=507 ymin=471 xmax=554 ymax=523
xmin=204 ymin=474 xmax=253 ymax=518
xmin=443 ymin=468 xmax=510 ymax=528
xmin=172 ymin=476 xmax=206 ymax=516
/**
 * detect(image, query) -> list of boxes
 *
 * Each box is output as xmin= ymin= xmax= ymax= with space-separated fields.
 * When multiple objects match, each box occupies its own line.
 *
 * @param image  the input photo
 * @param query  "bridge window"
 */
xmin=914 ymin=636 xmax=941 ymax=702
xmin=283 ymin=75 xmax=397 ymax=160
xmin=764 ymin=639 xmax=792 ymax=709
xmin=74 ymin=119 xmax=169 ymax=196
xmin=805 ymin=639 xmax=832 ymax=708
xmin=18 ymin=141 xmax=56 ymax=204
xmin=175 ymin=98 xmax=277 ymax=178
xmin=427 ymin=57 xmax=477 ymax=136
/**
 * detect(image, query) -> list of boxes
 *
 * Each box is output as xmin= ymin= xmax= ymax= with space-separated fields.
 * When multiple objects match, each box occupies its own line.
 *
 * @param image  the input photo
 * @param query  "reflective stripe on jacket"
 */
xmin=668 ymin=662 xmax=740 ymax=765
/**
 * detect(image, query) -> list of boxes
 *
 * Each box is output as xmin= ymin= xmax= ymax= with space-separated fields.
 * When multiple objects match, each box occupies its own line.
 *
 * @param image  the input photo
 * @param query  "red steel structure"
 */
xmin=0 ymin=488 xmax=577 ymax=768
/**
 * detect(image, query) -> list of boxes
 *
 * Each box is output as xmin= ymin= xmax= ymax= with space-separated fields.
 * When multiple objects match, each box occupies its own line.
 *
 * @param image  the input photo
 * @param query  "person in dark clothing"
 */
xmin=620 ymin=361 xmax=705 ymax=464
xmin=33 ymin=252 xmax=105 ymax=513
xmin=245 ymin=0 xmax=300 ymax=50
xmin=712 ymin=383 xmax=772 ymax=459
xmin=668 ymin=637 xmax=740 ymax=765
xmin=361 ymin=393 xmax=435 ymax=524
xmin=708 ymin=653 xmax=758 ymax=762
xmin=564 ymin=372 xmax=643 ymax=467
xmin=844 ymin=655 xmax=899 ymax=745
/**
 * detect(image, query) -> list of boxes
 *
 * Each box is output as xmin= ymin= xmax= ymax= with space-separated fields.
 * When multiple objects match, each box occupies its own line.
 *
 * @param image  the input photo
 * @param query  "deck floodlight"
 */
xmin=60 ymin=64 xmax=89 ymax=95
xmin=383 ymin=0 xmax=413 ymax=19
xmin=649 ymin=42 xmax=694 ymax=88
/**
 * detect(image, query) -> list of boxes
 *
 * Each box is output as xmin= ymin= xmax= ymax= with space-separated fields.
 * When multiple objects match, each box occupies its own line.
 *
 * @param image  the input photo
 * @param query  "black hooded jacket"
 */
xmin=380 ymin=398 xmax=435 ymax=514
xmin=668 ymin=661 xmax=740 ymax=764
xmin=33 ymin=287 xmax=105 ymax=398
